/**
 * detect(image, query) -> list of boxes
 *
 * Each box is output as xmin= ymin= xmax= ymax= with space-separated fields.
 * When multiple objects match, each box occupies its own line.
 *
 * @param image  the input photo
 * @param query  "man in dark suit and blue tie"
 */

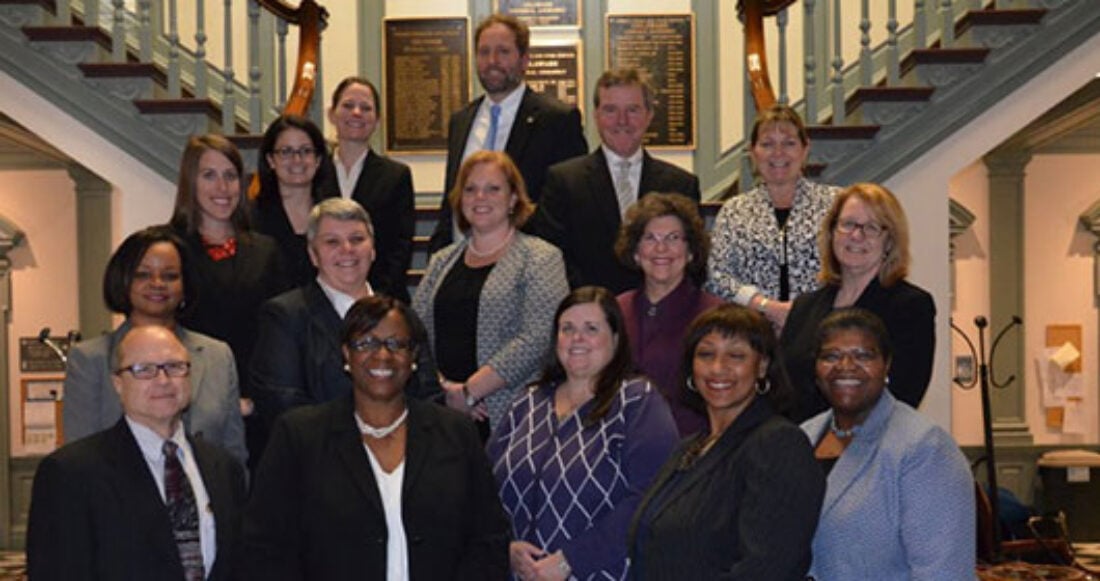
xmin=428 ymin=13 xmax=588 ymax=253
xmin=27 ymin=325 xmax=246 ymax=581
xmin=530 ymin=68 xmax=702 ymax=293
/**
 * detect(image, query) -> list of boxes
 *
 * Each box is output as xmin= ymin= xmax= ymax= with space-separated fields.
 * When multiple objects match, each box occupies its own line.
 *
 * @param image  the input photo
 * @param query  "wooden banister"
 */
xmin=738 ymin=0 xmax=796 ymax=112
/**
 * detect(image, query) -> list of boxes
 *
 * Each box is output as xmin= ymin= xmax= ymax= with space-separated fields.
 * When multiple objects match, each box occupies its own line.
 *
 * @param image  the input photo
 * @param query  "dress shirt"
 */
xmin=127 ymin=417 xmax=216 ymax=575
xmin=331 ymin=146 xmax=369 ymax=199
xmin=602 ymin=145 xmax=644 ymax=211
xmin=357 ymin=410 xmax=410 ymax=581
xmin=461 ymin=85 xmax=525 ymax=163
xmin=316 ymin=276 xmax=374 ymax=319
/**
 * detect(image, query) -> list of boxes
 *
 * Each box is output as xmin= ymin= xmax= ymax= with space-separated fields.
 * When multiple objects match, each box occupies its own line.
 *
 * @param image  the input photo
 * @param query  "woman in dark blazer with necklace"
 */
xmin=316 ymin=76 xmax=415 ymax=302
xmin=629 ymin=305 xmax=824 ymax=580
xmin=244 ymin=296 xmax=509 ymax=579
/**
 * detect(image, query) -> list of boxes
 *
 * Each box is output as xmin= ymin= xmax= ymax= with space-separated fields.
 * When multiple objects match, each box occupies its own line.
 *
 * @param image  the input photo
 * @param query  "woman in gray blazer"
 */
xmin=413 ymin=151 xmax=568 ymax=437
xmin=62 ymin=226 xmax=246 ymax=464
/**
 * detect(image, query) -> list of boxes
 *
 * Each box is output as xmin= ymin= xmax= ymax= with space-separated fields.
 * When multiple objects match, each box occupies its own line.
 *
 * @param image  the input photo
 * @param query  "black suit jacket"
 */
xmin=250 ymin=281 xmax=440 ymax=432
xmin=429 ymin=87 xmax=587 ymax=252
xmin=628 ymin=398 xmax=824 ymax=580
xmin=529 ymin=148 xmax=701 ymax=293
xmin=27 ymin=420 xmax=246 ymax=581
xmin=243 ymin=396 xmax=510 ymax=580
xmin=316 ymin=150 xmax=415 ymax=302
xmin=177 ymin=229 xmax=289 ymax=399
xmin=779 ymin=278 xmax=937 ymax=422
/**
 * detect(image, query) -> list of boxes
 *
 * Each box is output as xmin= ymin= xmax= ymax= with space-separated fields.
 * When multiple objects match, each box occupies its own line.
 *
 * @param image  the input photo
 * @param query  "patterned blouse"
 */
xmin=487 ymin=378 xmax=678 ymax=580
xmin=705 ymin=178 xmax=838 ymax=305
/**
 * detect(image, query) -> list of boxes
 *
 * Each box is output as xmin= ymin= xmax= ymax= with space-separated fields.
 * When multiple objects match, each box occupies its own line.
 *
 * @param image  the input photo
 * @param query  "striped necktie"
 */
xmin=484 ymin=103 xmax=502 ymax=150
xmin=164 ymin=440 xmax=204 ymax=581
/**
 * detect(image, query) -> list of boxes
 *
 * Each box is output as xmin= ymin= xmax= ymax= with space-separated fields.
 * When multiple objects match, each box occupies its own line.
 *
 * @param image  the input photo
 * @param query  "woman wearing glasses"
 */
xmin=62 ymin=226 xmax=246 ymax=464
xmin=245 ymin=296 xmax=510 ymax=579
xmin=614 ymin=193 xmax=723 ymax=437
xmin=252 ymin=114 xmax=330 ymax=288
xmin=169 ymin=134 xmax=287 ymax=467
xmin=316 ymin=76 xmax=416 ymax=302
xmin=779 ymin=183 xmax=935 ymax=422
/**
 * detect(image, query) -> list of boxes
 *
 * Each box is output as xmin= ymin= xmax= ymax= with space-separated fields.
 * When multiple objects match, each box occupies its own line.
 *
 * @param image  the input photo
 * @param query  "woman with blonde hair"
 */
xmin=779 ymin=182 xmax=935 ymax=422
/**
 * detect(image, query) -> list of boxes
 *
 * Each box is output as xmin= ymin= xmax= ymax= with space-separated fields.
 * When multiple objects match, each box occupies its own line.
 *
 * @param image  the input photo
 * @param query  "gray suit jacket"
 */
xmin=62 ymin=321 xmax=247 ymax=465
xmin=412 ymin=232 xmax=568 ymax=425
xmin=801 ymin=392 xmax=975 ymax=580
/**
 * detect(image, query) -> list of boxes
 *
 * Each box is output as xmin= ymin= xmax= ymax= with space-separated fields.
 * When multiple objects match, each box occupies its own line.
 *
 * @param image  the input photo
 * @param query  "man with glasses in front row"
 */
xmin=27 ymin=325 xmax=246 ymax=581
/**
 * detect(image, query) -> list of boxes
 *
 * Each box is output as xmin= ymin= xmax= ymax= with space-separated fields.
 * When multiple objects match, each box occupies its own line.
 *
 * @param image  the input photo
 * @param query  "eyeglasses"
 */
xmin=639 ymin=231 xmax=686 ymax=248
xmin=816 ymin=348 xmax=881 ymax=366
xmin=835 ymin=219 xmax=886 ymax=239
xmin=115 ymin=361 xmax=191 ymax=379
xmin=272 ymin=146 xmax=317 ymax=160
xmin=348 ymin=336 xmax=414 ymax=356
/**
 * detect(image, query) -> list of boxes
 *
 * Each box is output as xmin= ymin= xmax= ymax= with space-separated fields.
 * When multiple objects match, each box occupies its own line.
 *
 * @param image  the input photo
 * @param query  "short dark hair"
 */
xmin=475 ymin=13 xmax=530 ymax=55
xmin=538 ymin=286 xmax=634 ymax=425
xmin=330 ymin=76 xmax=381 ymax=117
xmin=614 ymin=193 xmax=709 ymax=285
xmin=102 ymin=225 xmax=198 ymax=318
xmin=680 ymin=304 xmax=796 ymax=415
xmin=342 ymin=295 xmax=426 ymax=360
xmin=256 ymin=114 xmax=328 ymax=206
xmin=814 ymin=308 xmax=894 ymax=366
xmin=594 ymin=68 xmax=656 ymax=111
xmin=170 ymin=134 xmax=250 ymax=235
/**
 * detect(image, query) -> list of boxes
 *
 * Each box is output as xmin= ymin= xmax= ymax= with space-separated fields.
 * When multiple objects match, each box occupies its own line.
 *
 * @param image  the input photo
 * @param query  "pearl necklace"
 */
xmin=830 ymin=416 xmax=859 ymax=439
xmin=467 ymin=228 xmax=515 ymax=257
xmin=359 ymin=408 xmax=408 ymax=439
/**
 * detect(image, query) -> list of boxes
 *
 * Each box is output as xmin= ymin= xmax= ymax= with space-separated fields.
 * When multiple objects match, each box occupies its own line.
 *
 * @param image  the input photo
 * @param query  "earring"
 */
xmin=342 ymin=362 xmax=350 ymax=373
xmin=686 ymin=377 xmax=697 ymax=392
xmin=885 ymin=376 xmax=891 ymax=386
xmin=755 ymin=377 xmax=771 ymax=395
xmin=411 ymin=362 xmax=418 ymax=372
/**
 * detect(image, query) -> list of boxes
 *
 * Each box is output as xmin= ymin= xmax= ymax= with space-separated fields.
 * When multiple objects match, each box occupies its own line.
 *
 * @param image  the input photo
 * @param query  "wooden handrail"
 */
xmin=738 ymin=0 xmax=797 ymax=112
xmin=249 ymin=0 xmax=328 ymax=198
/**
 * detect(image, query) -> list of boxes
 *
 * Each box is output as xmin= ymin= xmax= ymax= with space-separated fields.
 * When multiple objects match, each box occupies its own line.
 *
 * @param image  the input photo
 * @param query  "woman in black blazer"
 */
xmin=251 ymin=114 xmax=330 ymax=288
xmin=244 ymin=296 xmax=509 ymax=580
xmin=316 ymin=76 xmax=415 ymax=302
xmin=629 ymin=305 xmax=824 ymax=580
xmin=169 ymin=134 xmax=287 ymax=466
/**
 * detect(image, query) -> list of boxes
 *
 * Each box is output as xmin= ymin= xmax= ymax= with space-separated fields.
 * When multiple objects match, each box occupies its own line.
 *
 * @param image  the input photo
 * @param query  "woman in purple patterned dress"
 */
xmin=487 ymin=287 xmax=679 ymax=580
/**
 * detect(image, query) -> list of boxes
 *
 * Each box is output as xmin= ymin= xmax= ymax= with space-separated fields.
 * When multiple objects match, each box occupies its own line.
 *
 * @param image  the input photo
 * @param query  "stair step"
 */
xmin=133 ymin=98 xmax=219 ymax=117
xmin=23 ymin=25 xmax=109 ymax=50
xmin=910 ymin=47 xmax=990 ymax=65
xmin=0 ymin=0 xmax=55 ymax=11
xmin=959 ymin=9 xmax=1046 ymax=35
xmin=79 ymin=62 xmax=162 ymax=83
xmin=807 ymin=125 xmax=880 ymax=141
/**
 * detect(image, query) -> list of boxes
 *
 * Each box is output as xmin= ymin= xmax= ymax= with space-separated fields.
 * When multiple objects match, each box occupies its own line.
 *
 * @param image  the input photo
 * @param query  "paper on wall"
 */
xmin=1035 ymin=348 xmax=1084 ymax=407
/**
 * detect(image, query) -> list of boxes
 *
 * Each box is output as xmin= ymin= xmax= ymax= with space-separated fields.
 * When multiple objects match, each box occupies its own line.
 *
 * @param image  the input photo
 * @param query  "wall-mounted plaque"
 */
xmin=19 ymin=336 xmax=71 ymax=373
xmin=494 ymin=0 xmax=581 ymax=28
xmin=606 ymin=14 xmax=696 ymax=149
xmin=383 ymin=17 xmax=470 ymax=153
xmin=526 ymin=42 xmax=583 ymax=110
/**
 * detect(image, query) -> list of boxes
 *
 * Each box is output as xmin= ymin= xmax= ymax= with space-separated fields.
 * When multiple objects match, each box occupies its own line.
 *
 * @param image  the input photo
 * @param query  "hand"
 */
xmin=440 ymin=378 xmax=484 ymax=419
xmin=509 ymin=540 xmax=545 ymax=581
xmin=239 ymin=397 xmax=254 ymax=417
xmin=531 ymin=550 xmax=570 ymax=580
xmin=764 ymin=299 xmax=792 ymax=330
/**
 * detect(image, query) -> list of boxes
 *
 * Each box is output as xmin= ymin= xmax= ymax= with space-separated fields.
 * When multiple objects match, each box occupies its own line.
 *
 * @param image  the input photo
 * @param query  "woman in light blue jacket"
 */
xmin=802 ymin=308 xmax=974 ymax=580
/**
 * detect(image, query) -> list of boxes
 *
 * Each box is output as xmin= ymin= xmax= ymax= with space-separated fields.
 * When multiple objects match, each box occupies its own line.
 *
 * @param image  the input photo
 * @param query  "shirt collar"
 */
xmin=316 ymin=276 xmax=374 ymax=319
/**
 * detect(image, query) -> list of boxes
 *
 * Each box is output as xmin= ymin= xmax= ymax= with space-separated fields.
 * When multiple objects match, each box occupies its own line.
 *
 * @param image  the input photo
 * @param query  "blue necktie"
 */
xmin=485 ymin=104 xmax=501 ymax=151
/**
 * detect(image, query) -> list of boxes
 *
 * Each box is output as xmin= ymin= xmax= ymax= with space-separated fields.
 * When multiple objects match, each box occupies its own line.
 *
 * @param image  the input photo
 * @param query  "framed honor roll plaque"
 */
xmin=383 ymin=17 xmax=471 ymax=153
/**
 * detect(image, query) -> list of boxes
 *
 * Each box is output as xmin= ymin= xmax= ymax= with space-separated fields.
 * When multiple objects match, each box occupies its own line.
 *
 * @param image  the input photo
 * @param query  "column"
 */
xmin=67 ymin=164 xmax=113 ymax=339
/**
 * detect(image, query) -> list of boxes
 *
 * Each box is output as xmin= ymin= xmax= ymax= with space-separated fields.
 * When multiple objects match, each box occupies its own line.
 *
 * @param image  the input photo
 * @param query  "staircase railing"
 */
xmin=728 ymin=0 xmax=992 ymax=195
xmin=53 ymin=0 xmax=327 ymax=134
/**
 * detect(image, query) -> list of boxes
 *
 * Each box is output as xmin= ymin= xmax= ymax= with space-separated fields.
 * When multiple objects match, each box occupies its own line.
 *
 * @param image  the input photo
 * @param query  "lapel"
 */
xmin=329 ymin=396 xmax=386 ymax=517
xmin=448 ymin=98 xmax=482 ymax=180
xmin=638 ymin=150 xmax=664 ymax=197
xmin=817 ymin=391 xmax=896 ymax=519
xmin=401 ymin=399 xmax=433 ymax=498
xmin=102 ymin=420 xmax=184 ymax=569
xmin=177 ymin=327 xmax=208 ymax=433
xmin=504 ymin=88 xmax=539 ymax=161
xmin=645 ymin=398 xmax=773 ymax=526
xmin=351 ymin=150 xmax=382 ymax=209
xmin=192 ymin=438 xmax=236 ymax=578
xmin=587 ymin=149 xmax=624 ymax=228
